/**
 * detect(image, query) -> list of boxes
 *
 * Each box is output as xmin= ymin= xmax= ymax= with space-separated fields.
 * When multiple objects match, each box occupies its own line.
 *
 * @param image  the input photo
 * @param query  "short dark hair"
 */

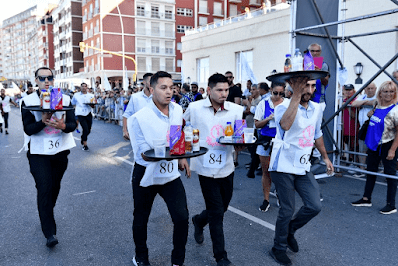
xmin=150 ymin=71 xmax=172 ymax=88
xmin=81 ymin=82 xmax=88 ymax=87
xmin=258 ymin=82 xmax=270 ymax=92
xmin=182 ymin=83 xmax=190 ymax=92
xmin=225 ymin=71 xmax=233 ymax=76
xmin=208 ymin=73 xmax=228 ymax=89
xmin=27 ymin=82 xmax=33 ymax=88
xmin=35 ymin=67 xmax=54 ymax=78
xmin=143 ymin=73 xmax=153 ymax=80
xmin=271 ymin=82 xmax=286 ymax=89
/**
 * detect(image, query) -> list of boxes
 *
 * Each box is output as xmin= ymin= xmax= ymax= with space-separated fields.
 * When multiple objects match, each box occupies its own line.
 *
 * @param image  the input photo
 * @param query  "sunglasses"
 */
xmin=310 ymin=50 xmax=321 ymax=53
xmin=37 ymin=75 xmax=54 ymax=82
xmin=226 ymin=76 xmax=234 ymax=79
xmin=272 ymin=91 xmax=285 ymax=96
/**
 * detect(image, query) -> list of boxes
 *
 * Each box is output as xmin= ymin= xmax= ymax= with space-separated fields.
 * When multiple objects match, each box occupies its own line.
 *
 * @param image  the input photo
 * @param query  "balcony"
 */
xmin=89 ymin=29 xmax=93 ymax=38
xmin=198 ymin=6 xmax=209 ymax=14
xmin=213 ymin=10 xmax=224 ymax=17
xmin=136 ymin=10 xmax=175 ymax=20
xmin=136 ymin=47 xmax=175 ymax=56
xmin=94 ymin=26 xmax=99 ymax=34
xmin=249 ymin=0 xmax=262 ymax=5
xmin=136 ymin=29 xmax=175 ymax=38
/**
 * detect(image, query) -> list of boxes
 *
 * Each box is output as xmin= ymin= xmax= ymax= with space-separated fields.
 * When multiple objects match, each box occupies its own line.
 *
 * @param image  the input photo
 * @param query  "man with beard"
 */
xmin=225 ymin=71 xmax=242 ymax=105
xmin=268 ymin=78 xmax=334 ymax=266
xmin=191 ymin=82 xmax=203 ymax=101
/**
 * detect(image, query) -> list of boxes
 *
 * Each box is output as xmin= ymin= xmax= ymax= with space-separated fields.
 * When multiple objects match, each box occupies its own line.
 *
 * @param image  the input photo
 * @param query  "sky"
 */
xmin=1 ymin=0 xmax=58 ymax=24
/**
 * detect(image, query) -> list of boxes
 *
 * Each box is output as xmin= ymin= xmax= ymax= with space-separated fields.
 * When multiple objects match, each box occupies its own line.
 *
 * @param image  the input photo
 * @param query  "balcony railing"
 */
xmin=249 ymin=0 xmax=262 ymax=5
xmin=136 ymin=29 xmax=175 ymax=38
xmin=136 ymin=47 xmax=175 ymax=56
xmin=136 ymin=11 xmax=175 ymax=20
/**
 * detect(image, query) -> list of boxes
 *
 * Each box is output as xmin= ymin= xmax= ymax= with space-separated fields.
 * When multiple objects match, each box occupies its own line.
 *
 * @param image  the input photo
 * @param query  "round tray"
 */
xmin=23 ymin=106 xmax=74 ymax=112
xmin=266 ymin=70 xmax=329 ymax=83
xmin=143 ymin=147 xmax=208 ymax=161
xmin=84 ymin=103 xmax=99 ymax=105
xmin=217 ymin=136 xmax=257 ymax=146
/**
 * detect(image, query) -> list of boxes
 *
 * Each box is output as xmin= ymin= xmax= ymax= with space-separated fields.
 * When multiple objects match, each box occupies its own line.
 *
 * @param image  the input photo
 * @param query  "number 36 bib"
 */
xmin=43 ymin=137 xmax=63 ymax=154
xmin=204 ymin=150 xmax=226 ymax=169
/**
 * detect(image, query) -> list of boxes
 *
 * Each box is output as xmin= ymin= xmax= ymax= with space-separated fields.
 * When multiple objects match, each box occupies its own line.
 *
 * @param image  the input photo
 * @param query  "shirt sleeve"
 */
xmin=129 ymin=115 xmax=151 ymax=162
xmin=21 ymin=101 xmax=46 ymax=136
xmin=71 ymin=94 xmax=77 ymax=105
xmin=254 ymin=100 xmax=265 ymax=121
xmin=274 ymin=103 xmax=288 ymax=139
xmin=314 ymin=105 xmax=324 ymax=140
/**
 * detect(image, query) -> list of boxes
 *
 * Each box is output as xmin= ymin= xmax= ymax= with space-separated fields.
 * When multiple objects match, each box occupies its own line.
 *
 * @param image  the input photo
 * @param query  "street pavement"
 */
xmin=1 ymin=107 xmax=398 ymax=266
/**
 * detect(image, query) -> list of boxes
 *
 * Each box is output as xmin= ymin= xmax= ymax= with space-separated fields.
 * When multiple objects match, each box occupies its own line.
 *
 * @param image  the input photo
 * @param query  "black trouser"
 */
xmin=27 ymin=150 xmax=70 ymax=238
xmin=132 ymin=164 xmax=189 ymax=265
xmin=77 ymin=113 xmax=92 ymax=142
xmin=195 ymin=173 xmax=234 ymax=262
xmin=248 ymin=143 xmax=260 ymax=176
xmin=364 ymin=140 xmax=398 ymax=207
xmin=0 ymin=112 xmax=9 ymax=129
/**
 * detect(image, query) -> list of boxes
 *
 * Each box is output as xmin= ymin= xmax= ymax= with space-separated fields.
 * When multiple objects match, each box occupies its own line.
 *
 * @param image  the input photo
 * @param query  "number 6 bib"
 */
xmin=204 ymin=150 xmax=226 ymax=169
xmin=153 ymin=160 xmax=179 ymax=178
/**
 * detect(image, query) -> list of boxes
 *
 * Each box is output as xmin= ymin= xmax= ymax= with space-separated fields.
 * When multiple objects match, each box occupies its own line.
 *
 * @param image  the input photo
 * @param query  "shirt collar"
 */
xmin=299 ymin=101 xmax=315 ymax=111
xmin=204 ymin=96 xmax=229 ymax=112
xmin=141 ymin=90 xmax=152 ymax=99
xmin=149 ymin=99 xmax=173 ymax=118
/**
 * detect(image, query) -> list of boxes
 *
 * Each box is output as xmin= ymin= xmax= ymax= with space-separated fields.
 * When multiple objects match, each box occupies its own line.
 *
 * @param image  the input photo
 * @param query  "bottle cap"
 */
xmin=286 ymin=54 xmax=291 ymax=57
xmin=227 ymin=122 xmax=231 ymax=124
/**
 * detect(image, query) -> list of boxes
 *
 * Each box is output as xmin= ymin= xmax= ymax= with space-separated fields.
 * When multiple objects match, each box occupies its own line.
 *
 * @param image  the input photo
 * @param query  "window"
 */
xmin=199 ymin=17 xmax=208 ymax=26
xmin=89 ymin=4 xmax=93 ymax=19
xmin=235 ymin=50 xmax=253 ymax=84
xmin=151 ymin=40 xmax=159 ymax=54
xmin=165 ymin=41 xmax=173 ymax=54
xmin=137 ymin=57 xmax=146 ymax=71
xmin=199 ymin=1 xmax=208 ymax=14
xmin=166 ymin=58 xmax=174 ymax=72
xmin=151 ymin=22 xmax=160 ymax=36
xmin=197 ymin=57 xmax=209 ymax=83
xmin=165 ymin=6 xmax=173 ymax=19
xmin=213 ymin=2 xmax=223 ymax=16
xmin=230 ymin=5 xmax=237 ymax=17
xmin=94 ymin=0 xmax=99 ymax=14
xmin=177 ymin=25 xmax=192 ymax=33
xmin=137 ymin=4 xmax=145 ymax=16
xmin=177 ymin=42 xmax=182 ymax=50
xmin=177 ymin=59 xmax=182 ymax=67
xmin=137 ymin=20 xmax=146 ymax=35
xmin=151 ymin=5 xmax=160 ymax=18
xmin=152 ymin=58 xmax=160 ymax=71
xmin=165 ymin=23 xmax=173 ymax=37
xmin=137 ymin=39 xmax=146 ymax=52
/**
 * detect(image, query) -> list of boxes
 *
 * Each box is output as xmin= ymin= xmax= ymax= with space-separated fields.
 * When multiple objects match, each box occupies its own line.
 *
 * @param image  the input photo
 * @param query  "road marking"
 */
xmin=114 ymin=156 xmax=134 ymax=166
xmin=73 ymin=190 xmax=96 ymax=196
xmin=228 ymin=206 xmax=275 ymax=231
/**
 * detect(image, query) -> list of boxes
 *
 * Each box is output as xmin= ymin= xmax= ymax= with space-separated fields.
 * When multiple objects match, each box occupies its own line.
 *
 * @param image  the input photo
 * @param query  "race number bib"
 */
xmin=43 ymin=137 xmax=63 ymax=153
xmin=153 ymin=160 xmax=179 ymax=178
xmin=293 ymin=152 xmax=311 ymax=169
xmin=204 ymin=150 xmax=226 ymax=169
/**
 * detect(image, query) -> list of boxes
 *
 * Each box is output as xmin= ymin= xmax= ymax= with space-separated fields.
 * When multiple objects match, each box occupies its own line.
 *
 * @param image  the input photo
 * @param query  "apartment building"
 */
xmin=53 ymin=0 xmax=83 ymax=79
xmin=2 ymin=6 xmax=38 ymax=82
xmin=37 ymin=9 xmax=56 ymax=71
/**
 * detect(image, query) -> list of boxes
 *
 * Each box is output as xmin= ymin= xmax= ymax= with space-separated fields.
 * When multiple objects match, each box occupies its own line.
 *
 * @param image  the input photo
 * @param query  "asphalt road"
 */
xmin=1 ymin=107 xmax=398 ymax=266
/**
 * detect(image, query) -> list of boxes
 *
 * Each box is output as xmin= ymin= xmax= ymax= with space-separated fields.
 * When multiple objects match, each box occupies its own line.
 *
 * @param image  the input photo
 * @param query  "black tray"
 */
xmin=23 ymin=106 xmax=74 ymax=112
xmin=84 ymin=103 xmax=99 ymax=105
xmin=143 ymin=147 xmax=208 ymax=160
xmin=217 ymin=136 xmax=256 ymax=146
xmin=266 ymin=70 xmax=329 ymax=83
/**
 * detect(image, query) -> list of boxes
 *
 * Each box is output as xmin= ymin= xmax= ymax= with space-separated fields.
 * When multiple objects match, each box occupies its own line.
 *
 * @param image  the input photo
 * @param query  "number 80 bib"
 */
xmin=153 ymin=160 xmax=179 ymax=178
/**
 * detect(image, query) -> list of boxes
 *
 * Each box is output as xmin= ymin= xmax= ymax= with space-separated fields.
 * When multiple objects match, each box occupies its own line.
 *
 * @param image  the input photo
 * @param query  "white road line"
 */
xmin=114 ymin=156 xmax=134 ymax=166
xmin=345 ymin=175 xmax=387 ymax=186
xmin=73 ymin=190 xmax=96 ymax=196
xmin=228 ymin=206 xmax=275 ymax=231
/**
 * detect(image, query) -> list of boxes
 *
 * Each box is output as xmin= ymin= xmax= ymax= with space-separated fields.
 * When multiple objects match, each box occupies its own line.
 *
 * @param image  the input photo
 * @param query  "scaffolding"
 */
xmin=290 ymin=0 xmax=398 ymax=179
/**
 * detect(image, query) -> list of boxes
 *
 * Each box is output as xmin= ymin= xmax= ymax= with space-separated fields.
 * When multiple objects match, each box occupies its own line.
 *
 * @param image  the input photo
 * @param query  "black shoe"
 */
xmin=82 ymin=145 xmax=89 ymax=151
xmin=192 ymin=215 xmax=204 ymax=244
xmin=0 ymin=128 xmax=2 ymax=133
xmin=245 ymin=163 xmax=251 ymax=169
xmin=132 ymin=256 xmax=151 ymax=266
xmin=246 ymin=171 xmax=255 ymax=179
xmin=380 ymin=204 xmax=397 ymax=214
xmin=256 ymin=169 xmax=262 ymax=175
xmin=351 ymin=198 xmax=372 ymax=207
xmin=259 ymin=200 xmax=270 ymax=212
xmin=287 ymin=234 xmax=299 ymax=253
xmin=269 ymin=248 xmax=292 ymax=266
xmin=5 ymin=130 xmax=8 ymax=135
xmin=234 ymin=161 xmax=239 ymax=167
xmin=46 ymin=235 xmax=58 ymax=248
xmin=217 ymin=258 xmax=234 ymax=266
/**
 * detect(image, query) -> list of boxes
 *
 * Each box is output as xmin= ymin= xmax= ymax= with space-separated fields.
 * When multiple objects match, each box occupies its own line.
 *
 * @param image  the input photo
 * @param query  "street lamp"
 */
xmin=354 ymin=62 xmax=363 ymax=84
xmin=187 ymin=77 xmax=191 ymax=84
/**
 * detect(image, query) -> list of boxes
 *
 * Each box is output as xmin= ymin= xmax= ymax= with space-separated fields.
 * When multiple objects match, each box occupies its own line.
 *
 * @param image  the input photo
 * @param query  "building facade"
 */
xmin=2 ymin=6 xmax=38 ymax=82
xmin=37 ymin=10 xmax=56 ymax=71
xmin=53 ymin=0 xmax=83 ymax=79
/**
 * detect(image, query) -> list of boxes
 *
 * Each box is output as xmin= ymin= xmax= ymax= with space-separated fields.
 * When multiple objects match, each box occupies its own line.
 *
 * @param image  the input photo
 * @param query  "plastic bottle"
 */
xmin=184 ymin=121 xmax=193 ymax=154
xmin=224 ymin=122 xmax=234 ymax=141
xmin=284 ymin=54 xmax=292 ymax=72
xmin=292 ymin=48 xmax=303 ymax=71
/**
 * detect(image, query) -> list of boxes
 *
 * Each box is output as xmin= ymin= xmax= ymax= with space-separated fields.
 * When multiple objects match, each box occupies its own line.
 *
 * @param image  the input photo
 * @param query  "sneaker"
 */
xmin=269 ymin=248 xmax=292 ymax=266
xmin=245 ymin=163 xmax=251 ymax=169
xmin=5 ymin=130 xmax=8 ymax=135
xmin=352 ymin=173 xmax=365 ymax=178
xmin=351 ymin=198 xmax=372 ymax=207
xmin=347 ymin=164 xmax=359 ymax=174
xmin=132 ymin=256 xmax=151 ymax=266
xmin=0 ymin=128 xmax=2 ymax=133
xmin=246 ymin=171 xmax=255 ymax=179
xmin=82 ymin=146 xmax=89 ymax=151
xmin=259 ymin=200 xmax=270 ymax=212
xmin=217 ymin=258 xmax=234 ymax=266
xmin=234 ymin=161 xmax=239 ymax=167
xmin=320 ymin=193 xmax=324 ymax=202
xmin=380 ymin=204 xmax=397 ymax=215
xmin=46 ymin=235 xmax=58 ymax=248
xmin=287 ymin=234 xmax=299 ymax=253
xmin=192 ymin=215 xmax=204 ymax=244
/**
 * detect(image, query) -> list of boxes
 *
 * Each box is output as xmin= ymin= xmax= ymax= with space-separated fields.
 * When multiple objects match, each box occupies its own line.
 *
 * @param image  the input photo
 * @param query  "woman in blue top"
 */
xmin=254 ymin=82 xmax=285 ymax=212
xmin=351 ymin=81 xmax=398 ymax=214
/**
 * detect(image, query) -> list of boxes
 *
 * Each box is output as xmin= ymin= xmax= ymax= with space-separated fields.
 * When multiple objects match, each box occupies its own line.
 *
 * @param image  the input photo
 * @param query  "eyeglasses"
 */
xmin=272 ymin=91 xmax=285 ymax=96
xmin=36 ymin=75 xmax=54 ymax=82
xmin=381 ymin=90 xmax=396 ymax=94
xmin=226 ymin=76 xmax=234 ymax=79
xmin=310 ymin=50 xmax=321 ymax=53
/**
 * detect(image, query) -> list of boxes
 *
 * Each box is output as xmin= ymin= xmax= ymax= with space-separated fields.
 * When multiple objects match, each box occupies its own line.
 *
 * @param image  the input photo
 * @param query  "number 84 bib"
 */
xmin=204 ymin=150 xmax=226 ymax=169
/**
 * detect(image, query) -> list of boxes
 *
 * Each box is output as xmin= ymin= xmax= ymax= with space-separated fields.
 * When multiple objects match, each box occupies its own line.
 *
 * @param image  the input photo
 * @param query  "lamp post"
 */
xmin=354 ymin=62 xmax=363 ymax=84
xmin=187 ymin=77 xmax=191 ymax=85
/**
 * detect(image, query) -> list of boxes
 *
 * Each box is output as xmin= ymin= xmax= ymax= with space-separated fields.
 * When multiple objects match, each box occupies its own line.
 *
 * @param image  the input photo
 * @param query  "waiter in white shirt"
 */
xmin=0 ymin=88 xmax=18 ymax=134
xmin=184 ymin=73 xmax=244 ymax=266
xmin=21 ymin=67 xmax=76 ymax=248
xmin=268 ymin=77 xmax=334 ymax=266
xmin=71 ymin=83 xmax=94 ymax=151
xmin=127 ymin=71 xmax=190 ymax=266
xmin=123 ymin=72 xmax=153 ymax=140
